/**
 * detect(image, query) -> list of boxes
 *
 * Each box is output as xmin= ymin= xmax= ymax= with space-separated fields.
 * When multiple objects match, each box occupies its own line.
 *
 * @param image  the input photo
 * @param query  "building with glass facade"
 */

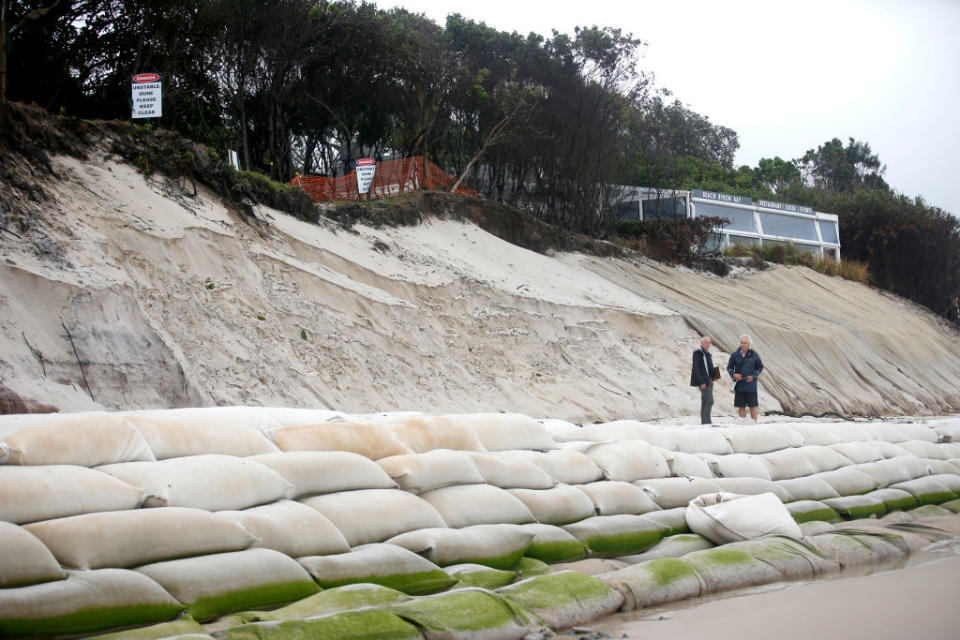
xmin=616 ymin=187 xmax=841 ymax=261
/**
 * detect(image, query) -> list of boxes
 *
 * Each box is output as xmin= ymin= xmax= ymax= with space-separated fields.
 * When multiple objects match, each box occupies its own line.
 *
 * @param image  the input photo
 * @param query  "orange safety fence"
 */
xmin=289 ymin=156 xmax=479 ymax=202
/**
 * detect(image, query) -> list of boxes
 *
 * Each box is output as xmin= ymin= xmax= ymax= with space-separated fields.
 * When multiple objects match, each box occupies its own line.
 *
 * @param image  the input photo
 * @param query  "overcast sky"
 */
xmin=378 ymin=0 xmax=960 ymax=216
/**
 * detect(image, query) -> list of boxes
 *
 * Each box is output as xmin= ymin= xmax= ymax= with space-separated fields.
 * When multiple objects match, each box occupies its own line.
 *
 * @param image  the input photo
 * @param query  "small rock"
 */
xmin=571 ymin=628 xmax=594 ymax=635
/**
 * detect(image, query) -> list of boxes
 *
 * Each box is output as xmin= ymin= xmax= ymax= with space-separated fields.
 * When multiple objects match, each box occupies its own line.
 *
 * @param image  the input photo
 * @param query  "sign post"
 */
xmin=131 ymin=73 xmax=162 ymax=119
xmin=356 ymin=158 xmax=376 ymax=199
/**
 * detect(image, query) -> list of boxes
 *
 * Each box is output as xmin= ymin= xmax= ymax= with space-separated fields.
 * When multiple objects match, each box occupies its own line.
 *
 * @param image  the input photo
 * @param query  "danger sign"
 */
xmin=131 ymin=73 xmax=162 ymax=119
xmin=356 ymin=158 xmax=376 ymax=196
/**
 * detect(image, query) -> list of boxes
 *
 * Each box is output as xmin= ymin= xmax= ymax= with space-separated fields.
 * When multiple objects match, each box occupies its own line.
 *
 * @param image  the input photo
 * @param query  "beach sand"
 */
xmin=592 ymin=552 xmax=960 ymax=639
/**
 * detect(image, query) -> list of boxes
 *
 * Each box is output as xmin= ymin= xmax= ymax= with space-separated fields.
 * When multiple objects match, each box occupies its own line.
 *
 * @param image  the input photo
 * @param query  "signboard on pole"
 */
xmin=356 ymin=158 xmax=376 ymax=197
xmin=131 ymin=73 xmax=162 ymax=119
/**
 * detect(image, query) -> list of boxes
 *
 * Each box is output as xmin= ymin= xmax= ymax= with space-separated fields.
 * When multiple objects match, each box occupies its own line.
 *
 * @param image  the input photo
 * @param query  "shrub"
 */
xmin=838 ymin=259 xmax=869 ymax=283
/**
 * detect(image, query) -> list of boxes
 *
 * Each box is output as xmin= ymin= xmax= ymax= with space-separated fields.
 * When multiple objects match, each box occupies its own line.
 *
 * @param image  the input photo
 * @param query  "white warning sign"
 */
xmin=131 ymin=73 xmax=163 ymax=119
xmin=356 ymin=158 xmax=376 ymax=196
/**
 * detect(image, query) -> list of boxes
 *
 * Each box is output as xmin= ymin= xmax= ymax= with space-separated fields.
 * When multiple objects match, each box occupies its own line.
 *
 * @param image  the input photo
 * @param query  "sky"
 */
xmin=377 ymin=0 xmax=960 ymax=215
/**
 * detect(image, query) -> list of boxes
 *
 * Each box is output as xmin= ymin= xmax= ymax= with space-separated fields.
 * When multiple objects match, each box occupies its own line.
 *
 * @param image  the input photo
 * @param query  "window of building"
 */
xmin=818 ymin=220 xmax=839 ymax=244
xmin=693 ymin=202 xmax=757 ymax=233
xmin=757 ymin=211 xmax=818 ymax=241
xmin=642 ymin=197 xmax=686 ymax=220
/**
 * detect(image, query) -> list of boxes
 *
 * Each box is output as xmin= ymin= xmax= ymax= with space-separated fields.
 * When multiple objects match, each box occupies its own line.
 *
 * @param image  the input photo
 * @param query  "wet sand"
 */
xmin=593 ymin=554 xmax=960 ymax=639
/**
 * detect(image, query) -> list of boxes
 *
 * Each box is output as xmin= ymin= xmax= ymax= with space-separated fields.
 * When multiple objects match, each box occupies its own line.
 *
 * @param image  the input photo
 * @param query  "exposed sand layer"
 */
xmin=1 ymin=149 xmax=959 ymax=419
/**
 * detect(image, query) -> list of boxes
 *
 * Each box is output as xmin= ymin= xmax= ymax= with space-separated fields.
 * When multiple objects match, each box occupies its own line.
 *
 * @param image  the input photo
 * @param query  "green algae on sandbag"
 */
xmin=719 ymin=537 xmax=838 ymax=579
xmin=799 ymin=520 xmax=835 ymax=536
xmin=680 ymin=548 xmax=782 ymax=593
xmin=212 ymin=609 xmax=421 ymax=640
xmin=224 ymin=583 xmax=412 ymax=624
xmin=615 ymin=533 xmax=714 ymax=563
xmin=496 ymin=571 xmax=624 ymax=630
xmin=136 ymin=549 xmax=319 ymax=622
xmin=518 ymin=523 xmax=588 ymax=564
xmin=297 ymin=543 xmax=457 ymax=595
xmin=865 ymin=488 xmax=919 ymax=512
xmin=87 ymin=614 xmax=205 ymax=638
xmin=385 ymin=524 xmax=533 ymax=569
xmin=805 ymin=531 xmax=908 ymax=568
xmin=908 ymin=504 xmax=954 ymax=518
xmin=640 ymin=507 xmax=689 ymax=536
xmin=562 ymin=515 xmax=667 ymax=557
xmin=596 ymin=557 xmax=701 ymax=610
xmin=511 ymin=557 xmax=550 ymax=581
xmin=786 ymin=500 xmax=842 ymax=524
xmin=389 ymin=587 xmax=532 ymax=639
xmin=889 ymin=476 xmax=958 ymax=505
xmin=446 ymin=564 xmax=516 ymax=590
xmin=0 ymin=569 xmax=183 ymax=637
xmin=822 ymin=495 xmax=887 ymax=520
xmin=938 ymin=498 xmax=960 ymax=513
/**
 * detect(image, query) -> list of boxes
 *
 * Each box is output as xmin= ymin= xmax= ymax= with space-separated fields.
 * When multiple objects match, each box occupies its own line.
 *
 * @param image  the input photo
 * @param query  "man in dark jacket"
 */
xmin=690 ymin=336 xmax=715 ymax=425
xmin=727 ymin=334 xmax=764 ymax=422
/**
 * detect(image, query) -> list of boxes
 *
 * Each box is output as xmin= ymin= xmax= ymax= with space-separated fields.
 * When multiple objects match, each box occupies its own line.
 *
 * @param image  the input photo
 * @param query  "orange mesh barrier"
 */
xmin=290 ymin=156 xmax=479 ymax=202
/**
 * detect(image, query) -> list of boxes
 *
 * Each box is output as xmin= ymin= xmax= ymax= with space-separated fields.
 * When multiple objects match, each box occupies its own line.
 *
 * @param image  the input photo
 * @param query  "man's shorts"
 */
xmin=734 ymin=391 xmax=758 ymax=408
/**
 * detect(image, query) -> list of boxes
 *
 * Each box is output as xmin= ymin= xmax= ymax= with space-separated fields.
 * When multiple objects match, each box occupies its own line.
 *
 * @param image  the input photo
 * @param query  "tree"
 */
xmin=799 ymin=137 xmax=888 ymax=193
xmin=1 ymin=0 xmax=64 ymax=102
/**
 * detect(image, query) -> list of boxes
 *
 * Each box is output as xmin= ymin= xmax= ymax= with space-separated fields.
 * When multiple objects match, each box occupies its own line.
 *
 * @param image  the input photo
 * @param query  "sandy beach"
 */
xmin=594 ymin=551 xmax=960 ymax=639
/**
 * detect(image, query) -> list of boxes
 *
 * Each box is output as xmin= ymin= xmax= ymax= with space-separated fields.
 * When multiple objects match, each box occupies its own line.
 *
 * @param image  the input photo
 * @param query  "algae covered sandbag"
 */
xmin=0 ymin=465 xmax=149 ymax=524
xmin=634 ymin=477 xmax=722 ymax=509
xmin=249 ymin=451 xmax=397 ymax=498
xmin=98 ymin=455 xmax=292 ymax=511
xmin=507 ymin=486 xmax=596 ymax=525
xmin=86 ymin=615 xmax=205 ymax=639
xmin=0 ymin=522 xmax=66 ymax=588
xmin=597 ymin=557 xmax=702 ymax=610
xmin=562 ymin=514 xmax=668 ymax=557
xmin=215 ymin=500 xmax=350 ymax=558
xmin=446 ymin=564 xmax=516 ymax=589
xmin=224 ymin=583 xmax=412 ymax=624
xmin=799 ymin=520 xmax=835 ymax=536
xmin=493 ymin=450 xmax=603 ymax=485
xmin=386 ymin=524 xmax=533 ymax=569
xmin=574 ymin=480 xmax=661 ymax=516
xmin=265 ymin=421 xmax=413 ymax=459
xmin=719 ymin=537 xmax=839 ymax=579
xmin=805 ymin=531 xmax=909 ymax=568
xmin=298 ymin=543 xmax=457 ymax=595
xmin=680 ymin=547 xmax=782 ymax=593
xmin=641 ymin=507 xmax=691 ymax=536
xmin=122 ymin=410 xmax=281 ymax=459
xmin=685 ymin=492 xmax=802 ymax=545
xmin=584 ymin=440 xmax=670 ymax=482
xmin=136 ymin=549 xmax=319 ymax=622
xmin=301 ymin=489 xmax=447 ymax=546
xmin=386 ymin=415 xmax=487 ymax=453
xmin=0 ymin=568 xmax=183 ymax=637
xmin=389 ymin=587 xmax=533 ymax=640
xmin=451 ymin=413 xmax=557 ymax=451
xmin=889 ymin=475 xmax=959 ymax=505
xmin=377 ymin=450 xmax=486 ymax=493
xmin=517 ymin=523 xmax=588 ymax=564
xmin=785 ymin=500 xmax=842 ymax=524
xmin=822 ymin=495 xmax=887 ymax=520
xmin=419 ymin=485 xmax=535 ymax=528
xmin=497 ymin=571 xmax=624 ymax=630
xmin=615 ymin=533 xmax=714 ymax=563
xmin=212 ymin=609 xmax=421 ymax=640
xmin=0 ymin=412 xmax=155 ymax=466
xmin=24 ymin=507 xmax=256 ymax=569
xmin=466 ymin=452 xmax=554 ymax=489
xmin=511 ymin=557 xmax=551 ymax=581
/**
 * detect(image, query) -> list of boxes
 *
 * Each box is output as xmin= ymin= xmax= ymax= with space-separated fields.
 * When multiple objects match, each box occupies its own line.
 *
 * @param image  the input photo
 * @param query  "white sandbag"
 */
xmin=0 ymin=465 xmax=148 ymax=524
xmin=870 ymin=441 xmax=912 ymax=458
xmin=713 ymin=424 xmax=804 ymax=454
xmin=24 ymin=507 xmax=256 ymax=569
xmin=557 ymin=420 xmax=678 ymax=450
xmin=634 ymin=477 xmax=722 ymax=509
xmin=641 ymin=507 xmax=691 ymax=536
xmin=0 ymin=522 xmax=66 ymax=588
xmin=248 ymin=451 xmax=396 ymax=498
xmin=896 ymin=440 xmax=952 ymax=460
xmin=575 ymin=481 xmax=661 ymax=516
xmin=253 ymin=407 xmax=351 ymax=426
xmin=136 ymin=549 xmax=319 ymax=622
xmin=894 ymin=423 xmax=939 ymax=443
xmin=507 ymin=486 xmax=596 ymax=525
xmin=774 ymin=476 xmax=839 ymax=501
xmin=828 ymin=441 xmax=885 ymax=464
xmin=122 ymin=412 xmax=280 ymax=459
xmin=215 ymin=500 xmax=350 ymax=557
xmin=265 ymin=421 xmax=413 ymax=459
xmin=800 ymin=445 xmax=854 ymax=473
xmin=584 ymin=441 xmax=670 ymax=482
xmin=939 ymin=442 xmax=960 ymax=457
xmin=788 ymin=422 xmax=844 ymax=446
xmin=799 ymin=520 xmax=836 ymax=536
xmin=852 ymin=457 xmax=931 ymax=486
xmin=297 ymin=543 xmax=456 ymax=595
xmin=301 ymin=489 xmax=447 ymax=546
xmin=497 ymin=571 xmax=624 ymax=631
xmin=685 ymin=492 xmax=802 ymax=544
xmin=385 ymin=415 xmax=486 ymax=453
xmin=858 ymin=422 xmax=909 ymax=443
xmin=98 ymin=455 xmax=292 ymax=511
xmin=702 ymin=453 xmax=772 ymax=480
xmin=451 ymin=413 xmax=557 ymax=451
xmin=712 ymin=477 xmax=792 ymax=502
xmin=377 ymin=450 xmax=485 ymax=494
xmin=494 ymin=450 xmax=603 ymax=485
xmin=932 ymin=420 xmax=960 ymax=443
xmin=537 ymin=418 xmax=580 ymax=434
xmin=761 ymin=448 xmax=818 ymax=480
xmin=0 ymin=412 xmax=154 ymax=467
xmin=926 ymin=459 xmax=960 ymax=475
xmin=419 ymin=484 xmax=535 ymax=528
xmin=811 ymin=468 xmax=880 ymax=496
xmin=466 ymin=451 xmax=555 ymax=489
xmin=661 ymin=428 xmax=734 ymax=455
xmin=0 ymin=569 xmax=183 ymax=637
xmin=819 ymin=422 xmax=870 ymax=442
xmin=385 ymin=524 xmax=533 ymax=568
xmin=658 ymin=449 xmax=714 ymax=478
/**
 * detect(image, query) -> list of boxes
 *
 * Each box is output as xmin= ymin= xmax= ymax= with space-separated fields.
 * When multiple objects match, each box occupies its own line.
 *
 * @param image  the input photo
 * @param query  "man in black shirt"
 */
xmin=690 ymin=336 xmax=716 ymax=425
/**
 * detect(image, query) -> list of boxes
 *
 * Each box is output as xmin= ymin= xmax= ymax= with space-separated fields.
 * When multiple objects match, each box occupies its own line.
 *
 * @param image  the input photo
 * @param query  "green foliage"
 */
xmin=617 ymin=216 xmax=726 ymax=270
